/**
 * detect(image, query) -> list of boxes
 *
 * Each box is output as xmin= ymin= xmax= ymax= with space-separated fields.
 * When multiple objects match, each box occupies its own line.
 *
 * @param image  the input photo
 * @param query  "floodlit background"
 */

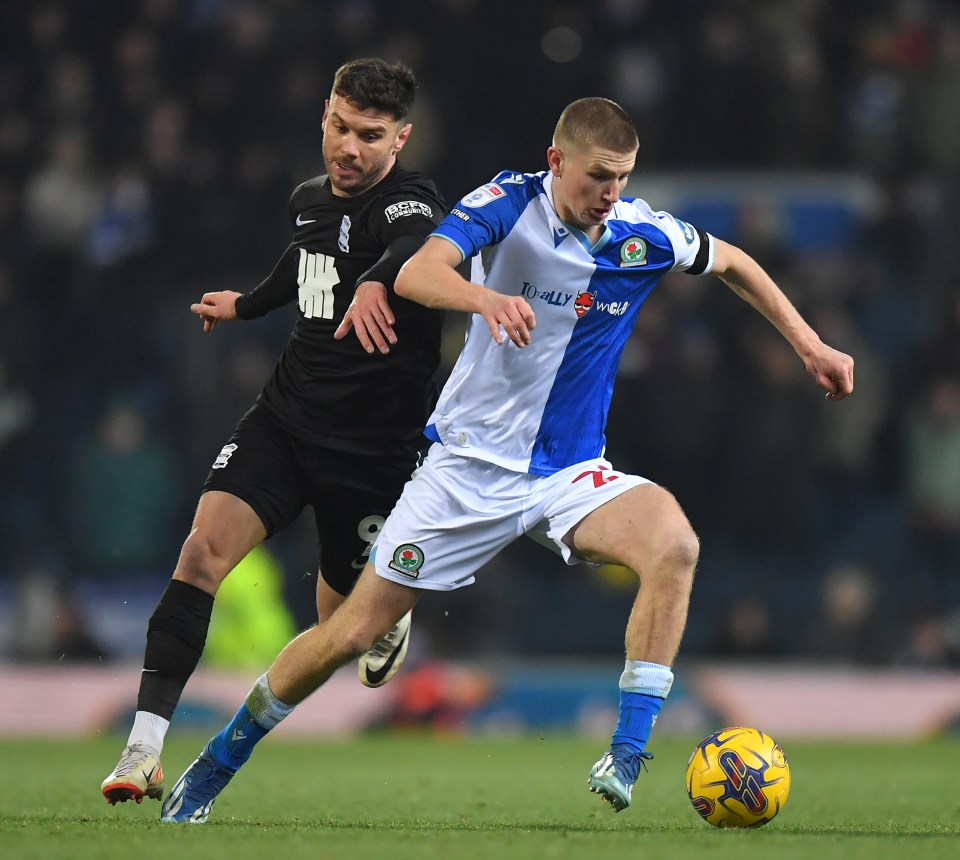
xmin=1 ymin=0 xmax=959 ymax=738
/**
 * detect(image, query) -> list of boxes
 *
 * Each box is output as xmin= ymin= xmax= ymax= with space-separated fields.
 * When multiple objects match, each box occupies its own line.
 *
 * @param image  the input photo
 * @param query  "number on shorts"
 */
xmin=351 ymin=515 xmax=385 ymax=569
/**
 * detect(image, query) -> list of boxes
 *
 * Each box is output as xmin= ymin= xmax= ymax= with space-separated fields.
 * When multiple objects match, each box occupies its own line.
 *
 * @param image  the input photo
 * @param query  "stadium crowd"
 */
xmin=2 ymin=0 xmax=960 ymax=666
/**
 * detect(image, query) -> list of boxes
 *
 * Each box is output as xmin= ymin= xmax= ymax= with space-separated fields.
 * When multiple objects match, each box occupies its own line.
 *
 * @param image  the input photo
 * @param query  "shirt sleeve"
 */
xmin=366 ymin=189 xmax=444 ymax=248
xmin=359 ymin=188 xmax=447 ymax=291
xmin=652 ymin=210 xmax=715 ymax=275
xmin=234 ymin=243 xmax=299 ymax=319
xmin=432 ymin=171 xmax=530 ymax=261
xmin=356 ymin=234 xmax=428 ymax=292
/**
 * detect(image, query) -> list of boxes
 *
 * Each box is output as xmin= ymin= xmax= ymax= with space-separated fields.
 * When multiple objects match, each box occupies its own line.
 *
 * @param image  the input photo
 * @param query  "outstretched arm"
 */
xmin=712 ymin=238 xmax=854 ymax=400
xmin=190 ymin=290 xmax=242 ymax=333
xmin=193 ymin=244 xmax=299 ymax=332
xmin=395 ymin=236 xmax=536 ymax=348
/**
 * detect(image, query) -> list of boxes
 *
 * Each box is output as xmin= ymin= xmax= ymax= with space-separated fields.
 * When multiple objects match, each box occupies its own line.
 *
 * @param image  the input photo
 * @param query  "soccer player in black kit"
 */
xmin=102 ymin=58 xmax=447 ymax=806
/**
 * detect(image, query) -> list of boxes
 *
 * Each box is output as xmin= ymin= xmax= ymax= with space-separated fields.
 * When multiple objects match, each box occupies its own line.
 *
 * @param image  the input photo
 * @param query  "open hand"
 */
xmin=478 ymin=292 xmax=536 ymax=348
xmin=334 ymin=281 xmax=397 ymax=354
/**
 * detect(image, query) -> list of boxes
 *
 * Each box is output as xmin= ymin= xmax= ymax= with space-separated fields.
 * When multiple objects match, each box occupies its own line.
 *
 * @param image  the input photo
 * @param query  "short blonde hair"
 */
xmin=553 ymin=98 xmax=639 ymax=153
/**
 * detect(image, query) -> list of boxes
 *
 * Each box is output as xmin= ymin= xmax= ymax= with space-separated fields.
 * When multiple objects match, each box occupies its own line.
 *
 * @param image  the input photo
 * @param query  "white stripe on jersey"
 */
xmin=429 ymin=170 xmax=714 ymax=476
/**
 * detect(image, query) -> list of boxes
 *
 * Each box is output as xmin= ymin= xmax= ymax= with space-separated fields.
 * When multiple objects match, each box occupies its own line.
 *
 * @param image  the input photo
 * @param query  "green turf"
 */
xmin=0 ymin=734 xmax=957 ymax=860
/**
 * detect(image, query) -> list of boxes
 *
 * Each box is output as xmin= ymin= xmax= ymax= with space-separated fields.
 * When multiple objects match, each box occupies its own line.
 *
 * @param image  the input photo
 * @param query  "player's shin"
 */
xmin=138 ymin=580 xmax=215 ymax=727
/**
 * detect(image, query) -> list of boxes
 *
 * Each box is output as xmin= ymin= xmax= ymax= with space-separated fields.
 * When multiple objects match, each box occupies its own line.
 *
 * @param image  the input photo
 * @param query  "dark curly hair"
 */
xmin=331 ymin=58 xmax=417 ymax=121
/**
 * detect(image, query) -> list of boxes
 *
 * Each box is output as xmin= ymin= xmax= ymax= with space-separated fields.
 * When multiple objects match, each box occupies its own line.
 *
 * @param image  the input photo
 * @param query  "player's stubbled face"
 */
xmin=322 ymin=94 xmax=411 ymax=197
xmin=552 ymin=145 xmax=635 ymax=237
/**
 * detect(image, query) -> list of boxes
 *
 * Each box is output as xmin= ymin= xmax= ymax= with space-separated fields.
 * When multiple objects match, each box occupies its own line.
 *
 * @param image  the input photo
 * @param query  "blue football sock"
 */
xmin=206 ymin=704 xmax=269 ymax=770
xmin=610 ymin=660 xmax=673 ymax=753
xmin=206 ymin=673 xmax=294 ymax=770
xmin=611 ymin=690 xmax=664 ymax=754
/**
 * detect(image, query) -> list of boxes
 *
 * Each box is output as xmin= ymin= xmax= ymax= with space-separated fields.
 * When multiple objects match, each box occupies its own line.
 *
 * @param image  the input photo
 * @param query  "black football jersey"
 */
xmin=235 ymin=163 xmax=446 ymax=453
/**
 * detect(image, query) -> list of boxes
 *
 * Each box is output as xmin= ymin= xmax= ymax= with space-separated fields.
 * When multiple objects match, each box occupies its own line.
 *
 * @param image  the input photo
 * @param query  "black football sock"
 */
xmin=137 ymin=579 xmax=215 ymax=720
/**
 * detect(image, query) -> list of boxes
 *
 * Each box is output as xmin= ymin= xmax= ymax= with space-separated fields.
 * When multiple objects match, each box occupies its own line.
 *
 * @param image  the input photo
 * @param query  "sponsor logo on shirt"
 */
xmin=384 ymin=200 xmax=433 ymax=222
xmin=520 ymin=284 xmax=630 ymax=318
xmin=338 ymin=215 xmax=351 ymax=252
xmin=461 ymin=183 xmax=506 ymax=208
xmin=574 ymin=291 xmax=630 ymax=318
xmin=450 ymin=208 xmax=471 ymax=222
xmin=619 ymin=236 xmax=648 ymax=267
xmin=520 ymin=281 xmax=573 ymax=308
xmin=574 ymin=291 xmax=596 ymax=318
xmin=595 ymin=298 xmax=631 ymax=316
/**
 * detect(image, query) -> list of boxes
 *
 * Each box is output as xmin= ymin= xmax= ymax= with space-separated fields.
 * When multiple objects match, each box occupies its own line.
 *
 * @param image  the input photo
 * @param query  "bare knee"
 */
xmin=644 ymin=489 xmax=700 ymax=577
xmin=655 ymin=525 xmax=700 ymax=589
xmin=630 ymin=517 xmax=700 ymax=592
xmin=174 ymin=528 xmax=237 ymax=594
xmin=663 ymin=523 xmax=700 ymax=571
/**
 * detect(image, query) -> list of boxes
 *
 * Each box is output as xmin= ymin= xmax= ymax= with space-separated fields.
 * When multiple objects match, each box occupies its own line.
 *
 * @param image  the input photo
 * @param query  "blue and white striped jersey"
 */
xmin=425 ymin=169 xmax=715 ymax=476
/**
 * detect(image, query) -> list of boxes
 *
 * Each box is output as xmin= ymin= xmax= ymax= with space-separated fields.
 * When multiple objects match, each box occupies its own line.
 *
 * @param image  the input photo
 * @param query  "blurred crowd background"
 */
xmin=2 ymin=0 xmax=960 ymax=670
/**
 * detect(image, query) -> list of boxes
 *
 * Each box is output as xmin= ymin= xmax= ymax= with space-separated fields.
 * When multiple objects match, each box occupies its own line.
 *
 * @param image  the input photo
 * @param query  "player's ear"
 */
xmin=321 ymin=99 xmax=331 ymax=126
xmin=394 ymin=123 xmax=413 ymax=152
xmin=547 ymin=146 xmax=563 ymax=177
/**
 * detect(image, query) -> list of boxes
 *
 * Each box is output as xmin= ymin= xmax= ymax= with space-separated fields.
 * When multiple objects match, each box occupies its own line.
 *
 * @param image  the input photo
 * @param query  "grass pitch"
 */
xmin=0 ymin=733 xmax=957 ymax=860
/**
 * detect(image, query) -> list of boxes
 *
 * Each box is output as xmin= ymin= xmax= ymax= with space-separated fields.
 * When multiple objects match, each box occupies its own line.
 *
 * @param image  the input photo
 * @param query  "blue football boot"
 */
xmin=587 ymin=744 xmax=653 ymax=812
xmin=160 ymin=745 xmax=236 ymax=824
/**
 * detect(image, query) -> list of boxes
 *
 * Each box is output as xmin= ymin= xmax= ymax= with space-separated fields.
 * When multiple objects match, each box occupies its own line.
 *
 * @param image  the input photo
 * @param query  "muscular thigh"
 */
xmin=527 ymin=457 xmax=652 ymax=565
xmin=567 ymin=482 xmax=694 ymax=568
xmin=178 ymin=489 xmax=268 ymax=580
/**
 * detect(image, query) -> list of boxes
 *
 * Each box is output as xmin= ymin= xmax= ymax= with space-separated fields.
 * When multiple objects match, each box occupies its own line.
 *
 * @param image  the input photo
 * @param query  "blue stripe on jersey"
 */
xmin=433 ymin=171 xmax=541 ymax=259
xmin=528 ymin=217 xmax=678 ymax=475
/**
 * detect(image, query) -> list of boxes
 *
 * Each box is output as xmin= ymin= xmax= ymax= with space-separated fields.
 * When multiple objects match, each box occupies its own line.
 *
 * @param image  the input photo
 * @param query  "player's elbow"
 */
xmin=394 ymin=258 xmax=417 ymax=299
xmin=395 ymin=255 xmax=437 ymax=304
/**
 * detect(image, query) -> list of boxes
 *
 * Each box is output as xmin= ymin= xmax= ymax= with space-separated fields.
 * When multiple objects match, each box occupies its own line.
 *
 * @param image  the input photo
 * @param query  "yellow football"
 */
xmin=686 ymin=726 xmax=791 ymax=827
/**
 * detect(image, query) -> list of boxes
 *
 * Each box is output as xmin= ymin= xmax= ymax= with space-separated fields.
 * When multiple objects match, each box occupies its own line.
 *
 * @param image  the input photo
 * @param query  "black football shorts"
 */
xmin=203 ymin=403 xmax=421 ymax=595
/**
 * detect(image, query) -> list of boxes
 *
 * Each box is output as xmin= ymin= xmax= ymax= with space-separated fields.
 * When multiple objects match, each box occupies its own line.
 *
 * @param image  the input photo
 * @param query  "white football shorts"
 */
xmin=371 ymin=443 xmax=651 ymax=591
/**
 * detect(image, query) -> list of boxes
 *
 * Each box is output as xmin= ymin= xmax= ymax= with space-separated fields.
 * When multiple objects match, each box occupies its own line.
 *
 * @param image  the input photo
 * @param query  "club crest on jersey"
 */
xmin=574 ymin=291 xmax=596 ymax=318
xmin=461 ymin=183 xmax=505 ymax=208
xmin=389 ymin=543 xmax=425 ymax=578
xmin=212 ymin=443 xmax=238 ymax=470
xmin=620 ymin=236 xmax=648 ymax=267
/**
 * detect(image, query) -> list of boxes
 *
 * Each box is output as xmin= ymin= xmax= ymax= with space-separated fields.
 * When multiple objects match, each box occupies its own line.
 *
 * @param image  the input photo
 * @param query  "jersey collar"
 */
xmin=542 ymin=171 xmax=614 ymax=255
